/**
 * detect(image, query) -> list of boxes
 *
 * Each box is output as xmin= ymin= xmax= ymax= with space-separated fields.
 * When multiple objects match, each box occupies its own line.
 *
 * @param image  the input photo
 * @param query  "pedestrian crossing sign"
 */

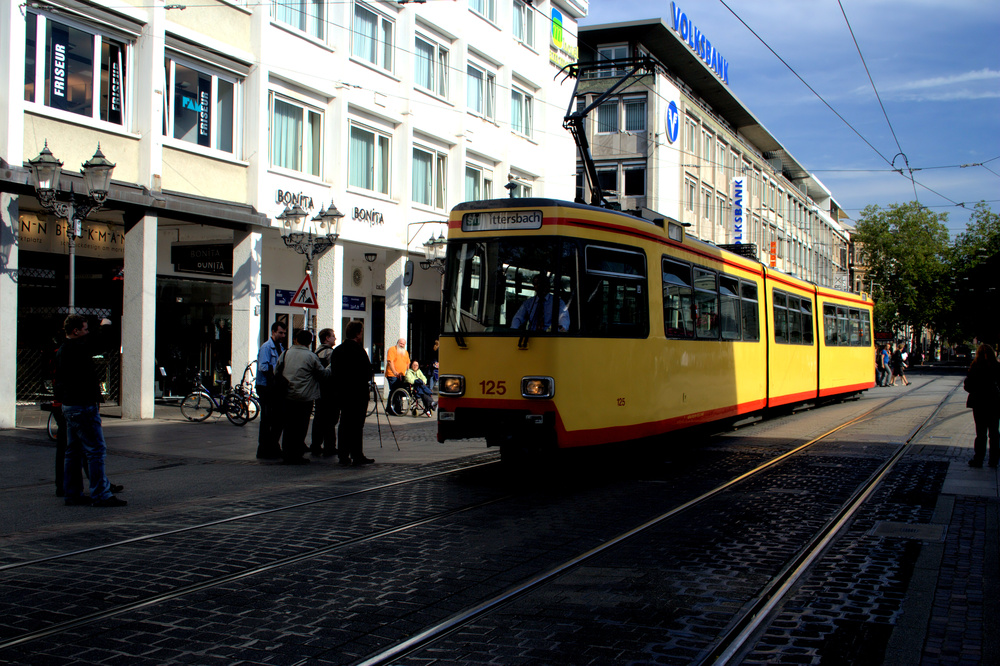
xmin=290 ymin=274 xmax=319 ymax=309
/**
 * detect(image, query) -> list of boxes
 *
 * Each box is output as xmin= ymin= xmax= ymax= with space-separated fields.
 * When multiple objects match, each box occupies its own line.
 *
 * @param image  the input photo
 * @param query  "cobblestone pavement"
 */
xmin=0 ymin=370 xmax=995 ymax=665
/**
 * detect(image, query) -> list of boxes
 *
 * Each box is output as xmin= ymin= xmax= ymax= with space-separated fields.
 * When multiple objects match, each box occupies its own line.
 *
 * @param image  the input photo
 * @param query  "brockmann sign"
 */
xmin=670 ymin=3 xmax=730 ymax=85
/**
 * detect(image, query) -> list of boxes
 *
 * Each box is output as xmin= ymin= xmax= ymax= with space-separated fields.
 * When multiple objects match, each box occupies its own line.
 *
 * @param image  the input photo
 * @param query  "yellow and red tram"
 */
xmin=435 ymin=198 xmax=873 ymax=458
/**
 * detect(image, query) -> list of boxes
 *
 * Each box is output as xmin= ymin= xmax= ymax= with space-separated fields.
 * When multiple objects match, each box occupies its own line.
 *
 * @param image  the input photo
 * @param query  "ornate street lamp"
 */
xmin=28 ymin=142 xmax=116 ymax=314
xmin=277 ymin=201 xmax=344 ymax=332
xmin=420 ymin=232 xmax=447 ymax=274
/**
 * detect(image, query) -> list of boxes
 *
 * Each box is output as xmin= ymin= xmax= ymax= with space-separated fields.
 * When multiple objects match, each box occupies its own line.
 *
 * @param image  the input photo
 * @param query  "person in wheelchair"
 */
xmin=404 ymin=361 xmax=436 ymax=417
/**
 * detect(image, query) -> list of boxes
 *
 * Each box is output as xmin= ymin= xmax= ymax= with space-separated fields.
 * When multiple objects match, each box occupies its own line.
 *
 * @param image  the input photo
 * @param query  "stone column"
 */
xmin=315 ymin=243 xmax=344 ymax=341
xmin=121 ymin=214 xmax=157 ymax=419
xmin=383 ymin=251 xmax=408 ymax=396
xmin=232 ymin=229 xmax=262 ymax=382
xmin=0 ymin=195 xmax=19 ymax=428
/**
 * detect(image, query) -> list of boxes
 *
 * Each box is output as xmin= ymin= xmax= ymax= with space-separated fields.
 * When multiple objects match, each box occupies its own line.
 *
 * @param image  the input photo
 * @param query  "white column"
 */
xmin=121 ymin=214 xmax=157 ymax=419
xmin=383 ymin=251 xmax=408 ymax=395
xmin=316 ymin=243 xmax=344 ymax=340
xmin=0 ymin=0 xmax=26 ymax=428
xmin=232 ymin=229 xmax=262 ymax=381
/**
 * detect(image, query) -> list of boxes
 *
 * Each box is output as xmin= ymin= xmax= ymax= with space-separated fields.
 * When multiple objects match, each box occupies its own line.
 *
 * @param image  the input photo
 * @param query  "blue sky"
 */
xmin=579 ymin=0 xmax=1000 ymax=235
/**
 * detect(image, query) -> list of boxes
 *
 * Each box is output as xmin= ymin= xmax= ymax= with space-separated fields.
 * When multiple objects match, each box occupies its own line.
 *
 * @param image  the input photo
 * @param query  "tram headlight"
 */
xmin=521 ymin=376 xmax=554 ymax=399
xmin=439 ymin=375 xmax=465 ymax=397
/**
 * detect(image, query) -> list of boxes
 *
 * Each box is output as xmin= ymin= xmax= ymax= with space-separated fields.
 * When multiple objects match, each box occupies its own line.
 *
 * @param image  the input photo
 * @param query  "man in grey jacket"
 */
xmin=280 ymin=329 xmax=330 ymax=465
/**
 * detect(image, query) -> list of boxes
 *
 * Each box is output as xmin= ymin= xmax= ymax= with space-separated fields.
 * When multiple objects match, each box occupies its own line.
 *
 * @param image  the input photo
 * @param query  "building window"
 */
xmin=703 ymin=130 xmax=714 ymax=167
xmin=511 ymin=87 xmax=533 ymax=138
xmin=703 ymin=188 xmax=713 ymax=220
xmin=413 ymin=147 xmax=446 ymax=209
xmin=508 ymin=179 xmax=532 ymax=198
xmin=596 ymin=44 xmax=628 ymax=77
xmin=349 ymin=123 xmax=390 ymax=194
xmin=685 ymin=178 xmax=696 ymax=212
xmin=272 ymin=0 xmax=324 ymax=40
xmin=597 ymin=101 xmax=618 ymax=134
xmin=717 ymin=194 xmax=727 ymax=228
xmin=513 ymin=0 xmax=534 ymax=48
xmin=686 ymin=117 xmax=698 ymax=155
xmin=467 ymin=63 xmax=496 ymax=120
xmin=164 ymin=56 xmax=238 ymax=154
xmin=352 ymin=2 xmax=393 ymax=73
xmin=469 ymin=0 xmax=496 ymax=22
xmin=415 ymin=36 xmax=448 ymax=97
xmin=271 ymin=94 xmax=322 ymax=177
xmin=24 ymin=11 xmax=129 ymax=127
xmin=624 ymin=97 xmax=646 ymax=132
xmin=465 ymin=164 xmax=493 ymax=200
xmin=624 ymin=164 xmax=645 ymax=197
xmin=597 ymin=167 xmax=617 ymax=196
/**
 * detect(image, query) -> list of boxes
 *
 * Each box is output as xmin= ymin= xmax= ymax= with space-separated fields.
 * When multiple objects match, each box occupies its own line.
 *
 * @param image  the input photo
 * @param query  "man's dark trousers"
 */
xmin=256 ymin=385 xmax=284 ymax=458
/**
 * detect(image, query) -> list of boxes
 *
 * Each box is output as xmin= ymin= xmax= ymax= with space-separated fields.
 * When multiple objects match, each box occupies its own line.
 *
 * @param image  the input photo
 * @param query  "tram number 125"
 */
xmin=480 ymin=380 xmax=507 ymax=395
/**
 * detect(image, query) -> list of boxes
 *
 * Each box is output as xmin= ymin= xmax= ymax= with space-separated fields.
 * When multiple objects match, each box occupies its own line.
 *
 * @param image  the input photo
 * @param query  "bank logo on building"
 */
xmin=666 ymin=101 xmax=680 ymax=144
xmin=551 ymin=8 xmax=563 ymax=47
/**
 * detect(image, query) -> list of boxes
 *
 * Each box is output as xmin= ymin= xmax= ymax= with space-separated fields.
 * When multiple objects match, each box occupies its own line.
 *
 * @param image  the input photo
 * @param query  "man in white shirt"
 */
xmin=511 ymin=273 xmax=570 ymax=332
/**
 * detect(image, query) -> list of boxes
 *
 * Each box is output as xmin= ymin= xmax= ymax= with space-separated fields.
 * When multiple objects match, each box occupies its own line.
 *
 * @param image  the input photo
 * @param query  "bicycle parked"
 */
xmin=231 ymin=362 xmax=261 ymax=422
xmin=180 ymin=370 xmax=249 ymax=425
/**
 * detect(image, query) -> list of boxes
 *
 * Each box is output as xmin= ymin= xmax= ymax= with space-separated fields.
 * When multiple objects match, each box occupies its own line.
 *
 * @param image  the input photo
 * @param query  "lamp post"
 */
xmin=28 ymin=142 xmax=116 ymax=314
xmin=419 ymin=232 xmax=447 ymax=274
xmin=277 ymin=201 xmax=344 ymax=331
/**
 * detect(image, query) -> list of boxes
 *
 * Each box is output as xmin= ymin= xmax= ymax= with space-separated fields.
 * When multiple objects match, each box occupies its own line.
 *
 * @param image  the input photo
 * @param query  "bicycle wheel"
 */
xmin=388 ymin=387 xmax=412 ymax=417
xmin=223 ymin=393 xmax=248 ymax=426
xmin=180 ymin=392 xmax=213 ymax=422
xmin=47 ymin=412 xmax=58 ymax=441
xmin=244 ymin=393 xmax=261 ymax=422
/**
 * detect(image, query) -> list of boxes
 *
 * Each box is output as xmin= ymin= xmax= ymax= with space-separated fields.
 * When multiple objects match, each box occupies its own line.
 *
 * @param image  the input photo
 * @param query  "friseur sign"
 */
xmin=171 ymin=244 xmax=233 ymax=277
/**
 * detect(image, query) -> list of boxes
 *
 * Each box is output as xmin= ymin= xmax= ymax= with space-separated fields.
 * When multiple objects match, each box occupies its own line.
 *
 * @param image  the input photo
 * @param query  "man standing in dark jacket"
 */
xmin=55 ymin=314 xmax=126 ymax=507
xmin=331 ymin=321 xmax=374 ymax=466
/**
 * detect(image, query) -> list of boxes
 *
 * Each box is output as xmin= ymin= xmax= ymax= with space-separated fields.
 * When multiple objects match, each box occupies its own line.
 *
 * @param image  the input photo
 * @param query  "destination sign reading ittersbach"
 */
xmin=462 ymin=210 xmax=543 ymax=232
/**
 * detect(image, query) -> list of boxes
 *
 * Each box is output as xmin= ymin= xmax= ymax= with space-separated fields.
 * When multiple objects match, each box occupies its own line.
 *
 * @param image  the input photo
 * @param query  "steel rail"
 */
xmin=0 ymin=495 xmax=511 ymax=652
xmin=705 ymin=380 xmax=961 ymax=666
xmin=349 ymin=379 xmax=944 ymax=666
xmin=0 ymin=457 xmax=498 ymax=574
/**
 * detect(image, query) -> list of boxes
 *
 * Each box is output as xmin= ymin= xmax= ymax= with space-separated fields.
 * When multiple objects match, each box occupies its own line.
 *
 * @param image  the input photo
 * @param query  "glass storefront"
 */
xmin=155 ymin=277 xmax=233 ymax=397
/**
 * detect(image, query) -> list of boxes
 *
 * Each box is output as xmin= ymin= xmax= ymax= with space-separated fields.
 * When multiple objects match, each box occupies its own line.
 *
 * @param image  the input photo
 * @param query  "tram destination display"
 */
xmin=462 ymin=210 xmax=542 ymax=232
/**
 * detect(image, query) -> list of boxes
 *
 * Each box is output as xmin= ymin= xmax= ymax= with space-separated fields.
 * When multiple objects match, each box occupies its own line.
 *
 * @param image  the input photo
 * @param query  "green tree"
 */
xmin=853 ymin=202 xmax=951 ymax=336
xmin=943 ymin=202 xmax=1000 ymax=345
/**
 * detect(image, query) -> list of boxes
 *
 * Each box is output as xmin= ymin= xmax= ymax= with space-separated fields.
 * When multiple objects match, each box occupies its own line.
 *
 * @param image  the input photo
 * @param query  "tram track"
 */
xmin=0 ymin=378 xmax=952 ymax=662
xmin=348 ymin=378 xmax=954 ymax=666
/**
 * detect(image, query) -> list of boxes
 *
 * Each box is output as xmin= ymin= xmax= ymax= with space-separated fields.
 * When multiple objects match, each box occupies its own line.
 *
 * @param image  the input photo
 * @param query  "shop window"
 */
xmin=24 ymin=11 xmax=129 ymax=127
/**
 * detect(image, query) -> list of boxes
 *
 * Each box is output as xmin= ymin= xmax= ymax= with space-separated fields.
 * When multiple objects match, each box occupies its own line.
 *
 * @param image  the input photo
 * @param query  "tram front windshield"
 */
xmin=443 ymin=237 xmax=648 ymax=338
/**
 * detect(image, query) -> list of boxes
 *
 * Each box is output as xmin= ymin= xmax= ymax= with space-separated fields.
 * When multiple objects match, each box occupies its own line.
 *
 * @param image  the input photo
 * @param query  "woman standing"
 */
xmin=964 ymin=344 xmax=1000 ymax=468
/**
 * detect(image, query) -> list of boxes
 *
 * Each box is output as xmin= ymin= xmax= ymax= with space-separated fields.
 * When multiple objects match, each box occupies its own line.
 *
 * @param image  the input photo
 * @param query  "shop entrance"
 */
xmin=155 ymin=277 xmax=233 ymax=397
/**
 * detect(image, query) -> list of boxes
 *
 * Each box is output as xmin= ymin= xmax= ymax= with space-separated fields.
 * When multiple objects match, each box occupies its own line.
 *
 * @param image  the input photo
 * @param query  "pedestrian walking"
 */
xmin=54 ymin=314 xmax=126 ymax=507
xmin=311 ymin=328 xmax=340 ymax=458
xmin=875 ymin=344 xmax=886 ymax=387
xmin=889 ymin=342 xmax=909 ymax=386
xmin=256 ymin=321 xmax=287 ymax=459
xmin=880 ymin=345 xmax=892 ymax=386
xmin=331 ymin=321 xmax=374 ymax=466
xmin=280 ymin=329 xmax=331 ymax=465
xmin=963 ymin=343 xmax=1000 ymax=468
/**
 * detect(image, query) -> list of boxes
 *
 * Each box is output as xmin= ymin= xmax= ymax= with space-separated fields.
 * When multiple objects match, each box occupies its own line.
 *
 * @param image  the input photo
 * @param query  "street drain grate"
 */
xmin=868 ymin=521 xmax=946 ymax=541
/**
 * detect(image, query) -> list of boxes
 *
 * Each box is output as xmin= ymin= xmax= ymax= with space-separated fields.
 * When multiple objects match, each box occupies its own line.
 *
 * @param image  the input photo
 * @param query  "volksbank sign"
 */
xmin=733 ymin=177 xmax=745 ymax=244
xmin=670 ymin=3 xmax=730 ymax=85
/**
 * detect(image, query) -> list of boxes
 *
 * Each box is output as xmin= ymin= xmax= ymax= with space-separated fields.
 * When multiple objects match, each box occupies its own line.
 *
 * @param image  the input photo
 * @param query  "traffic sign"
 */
xmin=290 ymin=274 xmax=319 ymax=309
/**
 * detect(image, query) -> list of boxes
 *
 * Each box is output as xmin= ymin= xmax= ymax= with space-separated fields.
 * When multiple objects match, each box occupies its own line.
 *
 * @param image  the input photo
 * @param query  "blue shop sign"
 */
xmin=343 ymin=295 xmax=366 ymax=311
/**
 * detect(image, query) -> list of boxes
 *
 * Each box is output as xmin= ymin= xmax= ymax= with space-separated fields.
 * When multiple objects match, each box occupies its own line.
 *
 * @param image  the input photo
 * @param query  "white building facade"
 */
xmin=0 ymin=0 xmax=587 ymax=426
xmin=575 ymin=19 xmax=851 ymax=287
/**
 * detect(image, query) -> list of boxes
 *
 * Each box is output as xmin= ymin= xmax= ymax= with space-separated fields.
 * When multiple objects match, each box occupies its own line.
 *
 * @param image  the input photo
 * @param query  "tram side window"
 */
xmin=741 ymin=281 xmax=760 ymax=341
xmin=861 ymin=310 xmax=872 ymax=346
xmin=801 ymin=300 xmax=814 ymax=345
xmin=836 ymin=306 xmax=849 ymax=345
xmin=773 ymin=291 xmax=788 ymax=343
xmin=787 ymin=295 xmax=803 ymax=344
xmin=694 ymin=268 xmax=719 ymax=339
xmin=719 ymin=276 xmax=741 ymax=340
xmin=823 ymin=304 xmax=837 ymax=345
xmin=849 ymin=309 xmax=862 ymax=345
xmin=581 ymin=245 xmax=648 ymax=338
xmin=662 ymin=258 xmax=694 ymax=338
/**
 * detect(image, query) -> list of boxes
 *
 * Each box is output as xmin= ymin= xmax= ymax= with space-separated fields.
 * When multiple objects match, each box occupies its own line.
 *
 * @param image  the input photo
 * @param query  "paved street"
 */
xmin=0 ymin=368 xmax=996 ymax=665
